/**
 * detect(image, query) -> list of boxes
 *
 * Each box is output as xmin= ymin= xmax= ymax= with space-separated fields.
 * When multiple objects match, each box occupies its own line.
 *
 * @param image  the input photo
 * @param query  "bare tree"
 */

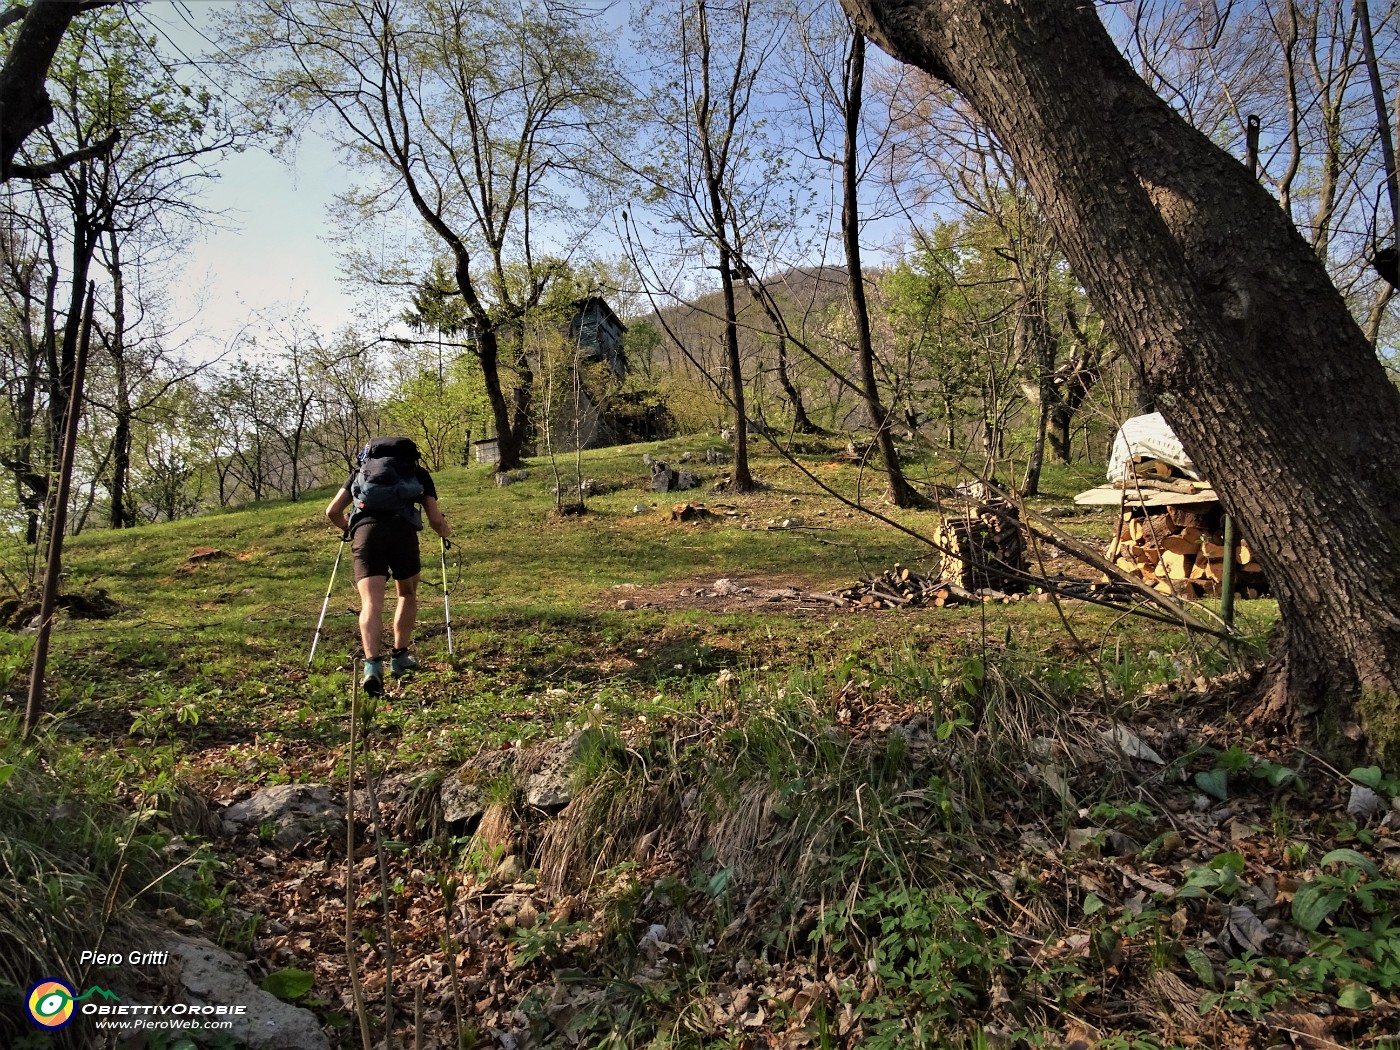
xmin=226 ymin=0 xmax=625 ymax=472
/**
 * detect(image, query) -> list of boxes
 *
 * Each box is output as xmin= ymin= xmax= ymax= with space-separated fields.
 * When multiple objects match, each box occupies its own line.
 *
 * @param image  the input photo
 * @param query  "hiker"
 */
xmin=325 ymin=436 xmax=451 ymax=695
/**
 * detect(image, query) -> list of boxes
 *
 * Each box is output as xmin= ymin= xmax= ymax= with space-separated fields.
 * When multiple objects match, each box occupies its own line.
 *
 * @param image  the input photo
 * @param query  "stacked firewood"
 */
xmin=934 ymin=499 xmax=1028 ymax=592
xmin=1108 ymin=504 xmax=1269 ymax=600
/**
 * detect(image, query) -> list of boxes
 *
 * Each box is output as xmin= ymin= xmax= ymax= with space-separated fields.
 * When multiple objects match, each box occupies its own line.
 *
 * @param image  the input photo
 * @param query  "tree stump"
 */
xmin=935 ymin=501 xmax=1028 ymax=591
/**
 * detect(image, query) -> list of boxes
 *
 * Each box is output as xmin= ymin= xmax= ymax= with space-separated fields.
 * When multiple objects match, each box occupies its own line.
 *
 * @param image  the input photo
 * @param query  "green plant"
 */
xmin=1194 ymin=746 xmax=1303 ymax=801
xmin=1292 ymin=849 xmax=1398 ymax=934
xmin=510 ymin=915 xmax=595 ymax=969
xmin=1348 ymin=765 xmax=1400 ymax=796
xmin=819 ymin=884 xmax=1012 ymax=1043
xmin=1176 ymin=851 xmax=1246 ymax=901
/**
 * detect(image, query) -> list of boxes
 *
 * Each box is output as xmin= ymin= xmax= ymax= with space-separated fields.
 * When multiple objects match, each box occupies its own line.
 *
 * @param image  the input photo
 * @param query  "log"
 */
xmin=1131 ymin=457 xmax=1173 ymax=477
xmin=1162 ymin=535 xmax=1200 ymax=556
xmin=1159 ymin=547 xmax=1192 ymax=580
xmin=1113 ymin=476 xmax=1200 ymax=494
xmin=1168 ymin=505 xmax=1217 ymax=531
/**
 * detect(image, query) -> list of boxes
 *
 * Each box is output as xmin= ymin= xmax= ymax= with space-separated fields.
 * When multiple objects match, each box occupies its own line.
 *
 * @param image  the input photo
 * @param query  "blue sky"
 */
xmin=135 ymin=2 xmax=361 ymax=359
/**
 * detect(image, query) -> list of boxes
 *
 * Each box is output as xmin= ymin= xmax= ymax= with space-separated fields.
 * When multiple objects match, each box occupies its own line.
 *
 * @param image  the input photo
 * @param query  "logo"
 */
xmin=26 ymin=980 xmax=75 ymax=1029
xmin=25 ymin=980 xmax=121 ymax=1028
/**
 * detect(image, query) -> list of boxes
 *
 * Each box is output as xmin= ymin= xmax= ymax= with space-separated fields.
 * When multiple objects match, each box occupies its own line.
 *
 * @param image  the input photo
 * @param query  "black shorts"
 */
xmin=351 ymin=519 xmax=421 ymax=581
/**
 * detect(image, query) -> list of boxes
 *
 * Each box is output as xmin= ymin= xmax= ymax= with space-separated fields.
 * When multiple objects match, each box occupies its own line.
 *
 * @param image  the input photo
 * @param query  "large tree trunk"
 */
xmin=473 ymin=323 xmax=523 ymax=472
xmin=106 ymin=230 xmax=135 ymax=529
xmin=842 ymin=0 xmax=1400 ymax=758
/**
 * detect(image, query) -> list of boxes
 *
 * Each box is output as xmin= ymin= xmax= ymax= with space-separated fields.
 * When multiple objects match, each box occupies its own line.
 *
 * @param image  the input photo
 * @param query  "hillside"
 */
xmin=4 ymin=436 xmax=1398 ymax=1049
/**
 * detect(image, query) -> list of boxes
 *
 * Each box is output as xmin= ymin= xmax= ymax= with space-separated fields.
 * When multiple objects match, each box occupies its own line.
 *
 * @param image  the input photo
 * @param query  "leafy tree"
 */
xmin=225 ymin=0 xmax=627 ymax=471
xmin=1 ymin=6 xmax=230 ymax=540
xmin=0 ymin=0 xmax=120 ymax=181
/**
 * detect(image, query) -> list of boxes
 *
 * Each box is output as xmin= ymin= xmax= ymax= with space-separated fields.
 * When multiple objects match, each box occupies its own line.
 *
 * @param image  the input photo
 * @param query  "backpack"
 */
xmin=350 ymin=436 xmax=425 ymax=530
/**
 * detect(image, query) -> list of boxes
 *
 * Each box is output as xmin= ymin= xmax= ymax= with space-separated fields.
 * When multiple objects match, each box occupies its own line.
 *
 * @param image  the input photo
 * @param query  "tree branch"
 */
xmin=8 ymin=128 xmax=118 ymax=178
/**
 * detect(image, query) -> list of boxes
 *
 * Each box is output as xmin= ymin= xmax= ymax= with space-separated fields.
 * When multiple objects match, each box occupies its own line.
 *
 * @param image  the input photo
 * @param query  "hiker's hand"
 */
xmin=441 ymin=537 xmax=452 ymax=551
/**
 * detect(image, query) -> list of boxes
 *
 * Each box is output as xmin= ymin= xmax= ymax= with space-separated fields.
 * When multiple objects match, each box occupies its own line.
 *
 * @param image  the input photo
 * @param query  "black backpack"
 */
xmin=351 ymin=436 xmax=424 ymax=529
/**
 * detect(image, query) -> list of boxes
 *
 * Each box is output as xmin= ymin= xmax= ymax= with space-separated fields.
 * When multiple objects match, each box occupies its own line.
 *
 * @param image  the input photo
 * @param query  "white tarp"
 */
xmin=1106 ymin=412 xmax=1199 ymax=482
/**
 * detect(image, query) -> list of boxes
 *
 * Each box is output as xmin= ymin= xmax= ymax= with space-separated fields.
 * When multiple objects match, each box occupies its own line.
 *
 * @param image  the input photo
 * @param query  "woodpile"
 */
xmin=934 ymin=500 xmax=1028 ymax=592
xmin=839 ymin=565 xmax=965 ymax=608
xmin=836 ymin=565 xmax=1141 ymax=610
xmin=1108 ymin=503 xmax=1269 ymax=600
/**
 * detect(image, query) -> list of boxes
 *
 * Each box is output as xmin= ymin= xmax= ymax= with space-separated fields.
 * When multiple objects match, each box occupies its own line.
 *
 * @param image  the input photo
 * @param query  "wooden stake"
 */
xmin=24 ymin=283 xmax=94 ymax=738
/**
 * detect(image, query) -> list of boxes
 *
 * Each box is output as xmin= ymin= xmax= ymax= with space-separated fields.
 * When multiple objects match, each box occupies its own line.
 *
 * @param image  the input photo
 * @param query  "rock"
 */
xmin=439 ymin=750 xmax=515 ymax=825
xmin=494 ymin=469 xmax=528 ymax=486
xmin=632 ymin=504 xmax=650 ymax=515
xmin=651 ymin=469 xmax=675 ymax=492
xmin=674 ymin=471 xmax=698 ymax=491
xmin=494 ymin=853 xmax=524 ymax=883
xmin=721 ymin=427 xmax=735 ymax=443
xmin=222 ymin=786 xmax=343 ymax=850
xmin=164 ymin=934 xmax=330 ymax=1050
xmin=521 ymin=731 xmax=589 ymax=810
xmin=442 ymin=732 xmax=593 ymax=832
xmin=715 ymin=669 xmax=739 ymax=700
xmin=617 ymin=599 xmax=636 ymax=610
xmin=642 ymin=453 xmax=656 ymax=467
xmin=705 ymin=447 xmax=729 ymax=464
xmin=671 ymin=502 xmax=716 ymax=522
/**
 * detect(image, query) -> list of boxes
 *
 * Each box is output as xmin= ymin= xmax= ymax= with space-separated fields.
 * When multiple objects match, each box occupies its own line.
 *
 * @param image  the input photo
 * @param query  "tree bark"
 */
xmin=695 ymin=1 xmax=755 ymax=494
xmin=469 ymin=319 xmax=522 ymax=472
xmin=841 ymin=0 xmax=1400 ymax=757
xmin=105 ymin=230 xmax=134 ymax=528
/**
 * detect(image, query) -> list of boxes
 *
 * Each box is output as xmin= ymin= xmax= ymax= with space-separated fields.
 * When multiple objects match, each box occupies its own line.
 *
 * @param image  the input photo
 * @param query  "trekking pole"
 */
xmin=440 ymin=536 xmax=454 ymax=656
xmin=309 ymin=532 xmax=349 ymax=666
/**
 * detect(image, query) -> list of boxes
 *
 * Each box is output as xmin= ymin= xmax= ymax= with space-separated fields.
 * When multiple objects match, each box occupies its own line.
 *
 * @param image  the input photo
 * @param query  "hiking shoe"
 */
xmin=362 ymin=658 xmax=385 ymax=696
xmin=390 ymin=650 xmax=419 ymax=677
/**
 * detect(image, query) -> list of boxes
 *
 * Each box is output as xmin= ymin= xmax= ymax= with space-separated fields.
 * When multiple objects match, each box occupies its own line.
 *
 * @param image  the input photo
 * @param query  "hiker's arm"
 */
xmin=326 ymin=488 xmax=351 ymax=533
xmin=423 ymin=496 xmax=450 ymax=539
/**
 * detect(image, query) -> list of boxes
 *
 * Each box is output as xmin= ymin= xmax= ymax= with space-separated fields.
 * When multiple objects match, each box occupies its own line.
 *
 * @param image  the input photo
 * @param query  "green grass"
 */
xmin=3 ymin=436 xmax=1304 ymax=1048
xmin=34 ymin=436 xmax=1275 ymax=769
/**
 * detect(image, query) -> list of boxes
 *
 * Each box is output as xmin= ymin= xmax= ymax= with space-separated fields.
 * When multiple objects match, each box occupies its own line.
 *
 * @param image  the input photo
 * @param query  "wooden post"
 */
xmin=23 ymin=283 xmax=94 ymax=738
xmin=1221 ymin=513 xmax=1237 ymax=628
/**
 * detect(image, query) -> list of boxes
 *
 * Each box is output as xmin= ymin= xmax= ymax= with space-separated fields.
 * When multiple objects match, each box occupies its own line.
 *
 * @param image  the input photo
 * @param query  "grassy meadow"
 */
xmin=13 ymin=437 xmax=1400 ymax=1050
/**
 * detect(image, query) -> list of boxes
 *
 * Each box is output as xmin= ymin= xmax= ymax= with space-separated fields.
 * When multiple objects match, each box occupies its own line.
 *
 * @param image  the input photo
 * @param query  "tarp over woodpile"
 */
xmin=1075 ymin=412 xmax=1218 ymax=507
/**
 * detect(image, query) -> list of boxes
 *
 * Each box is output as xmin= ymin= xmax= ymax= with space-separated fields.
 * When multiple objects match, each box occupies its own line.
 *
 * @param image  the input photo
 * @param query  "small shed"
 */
xmin=473 ymin=439 xmax=500 ymax=465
